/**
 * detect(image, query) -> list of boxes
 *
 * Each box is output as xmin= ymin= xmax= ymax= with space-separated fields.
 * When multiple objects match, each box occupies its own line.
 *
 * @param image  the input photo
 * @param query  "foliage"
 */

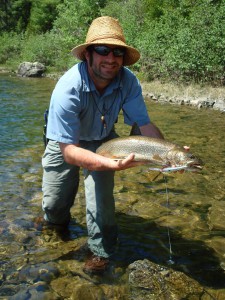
xmin=26 ymin=0 xmax=62 ymax=35
xmin=139 ymin=0 xmax=225 ymax=83
xmin=50 ymin=0 xmax=101 ymax=66
xmin=0 ymin=0 xmax=224 ymax=85
xmin=0 ymin=32 xmax=23 ymax=64
xmin=101 ymin=0 xmax=147 ymax=71
xmin=0 ymin=0 xmax=32 ymax=32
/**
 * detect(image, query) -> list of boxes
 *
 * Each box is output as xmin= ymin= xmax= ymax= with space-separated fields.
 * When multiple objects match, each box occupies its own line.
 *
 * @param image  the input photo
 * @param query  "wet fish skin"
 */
xmin=96 ymin=136 xmax=203 ymax=171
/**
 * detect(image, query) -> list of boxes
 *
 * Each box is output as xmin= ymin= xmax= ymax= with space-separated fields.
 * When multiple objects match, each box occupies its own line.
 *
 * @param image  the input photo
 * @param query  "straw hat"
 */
xmin=71 ymin=16 xmax=140 ymax=66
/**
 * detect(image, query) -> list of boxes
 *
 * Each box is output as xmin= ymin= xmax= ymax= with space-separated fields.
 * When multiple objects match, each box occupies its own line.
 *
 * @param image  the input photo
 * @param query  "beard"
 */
xmin=88 ymin=52 xmax=122 ymax=82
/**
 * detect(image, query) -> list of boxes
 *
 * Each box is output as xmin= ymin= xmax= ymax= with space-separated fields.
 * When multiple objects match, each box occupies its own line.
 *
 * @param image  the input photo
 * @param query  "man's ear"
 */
xmin=84 ymin=49 xmax=90 ymax=61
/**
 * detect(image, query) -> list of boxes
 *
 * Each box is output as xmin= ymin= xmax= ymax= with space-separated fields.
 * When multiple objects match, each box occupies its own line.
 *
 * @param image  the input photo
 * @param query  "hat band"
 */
xmin=86 ymin=33 xmax=126 ymax=44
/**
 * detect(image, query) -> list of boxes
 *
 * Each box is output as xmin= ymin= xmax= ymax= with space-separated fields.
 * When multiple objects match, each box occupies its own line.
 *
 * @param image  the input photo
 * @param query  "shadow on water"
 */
xmin=115 ymin=212 xmax=225 ymax=289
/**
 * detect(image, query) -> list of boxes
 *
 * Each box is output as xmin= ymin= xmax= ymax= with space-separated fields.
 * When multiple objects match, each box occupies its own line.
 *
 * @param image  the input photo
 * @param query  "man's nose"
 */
xmin=104 ymin=51 xmax=119 ymax=62
xmin=106 ymin=51 xmax=115 ymax=58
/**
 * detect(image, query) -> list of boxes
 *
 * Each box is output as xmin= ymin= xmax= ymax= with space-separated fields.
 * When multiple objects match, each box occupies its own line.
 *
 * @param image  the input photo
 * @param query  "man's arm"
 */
xmin=59 ymin=123 xmax=164 ymax=171
xmin=140 ymin=122 xmax=164 ymax=139
xmin=59 ymin=143 xmax=142 ymax=171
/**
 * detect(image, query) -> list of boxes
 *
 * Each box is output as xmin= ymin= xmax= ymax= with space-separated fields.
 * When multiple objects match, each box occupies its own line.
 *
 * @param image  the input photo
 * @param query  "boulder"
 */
xmin=128 ymin=259 xmax=205 ymax=299
xmin=17 ymin=62 xmax=46 ymax=77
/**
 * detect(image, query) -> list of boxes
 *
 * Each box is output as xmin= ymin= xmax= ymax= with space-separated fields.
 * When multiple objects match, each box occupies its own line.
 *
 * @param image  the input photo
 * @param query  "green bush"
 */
xmin=138 ymin=1 xmax=225 ymax=84
xmin=0 ymin=0 xmax=224 ymax=85
xmin=0 ymin=32 xmax=23 ymax=64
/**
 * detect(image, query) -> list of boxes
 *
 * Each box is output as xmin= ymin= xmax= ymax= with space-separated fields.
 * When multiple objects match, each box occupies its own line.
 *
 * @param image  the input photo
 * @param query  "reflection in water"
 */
xmin=0 ymin=74 xmax=225 ymax=297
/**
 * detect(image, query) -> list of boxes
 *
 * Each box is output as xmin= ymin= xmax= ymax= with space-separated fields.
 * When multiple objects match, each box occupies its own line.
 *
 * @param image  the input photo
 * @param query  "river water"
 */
xmin=0 ymin=73 xmax=225 ymax=299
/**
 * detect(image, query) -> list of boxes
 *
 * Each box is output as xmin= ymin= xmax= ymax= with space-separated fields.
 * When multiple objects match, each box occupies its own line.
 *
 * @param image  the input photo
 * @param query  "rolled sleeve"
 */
xmin=122 ymin=74 xmax=150 ymax=126
xmin=47 ymin=83 xmax=81 ymax=144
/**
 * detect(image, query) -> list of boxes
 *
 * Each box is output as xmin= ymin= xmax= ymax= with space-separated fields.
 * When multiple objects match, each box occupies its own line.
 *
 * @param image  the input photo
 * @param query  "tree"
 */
xmin=26 ymin=0 xmax=62 ymax=35
xmin=0 ymin=0 xmax=33 ymax=32
xmin=0 ymin=0 xmax=12 ymax=31
xmin=52 ymin=0 xmax=101 ymax=49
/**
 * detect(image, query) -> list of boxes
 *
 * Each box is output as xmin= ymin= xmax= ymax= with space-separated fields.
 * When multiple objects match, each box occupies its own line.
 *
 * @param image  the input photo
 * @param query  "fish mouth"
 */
xmin=191 ymin=165 xmax=203 ymax=172
xmin=194 ymin=165 xmax=203 ymax=169
xmin=186 ymin=162 xmax=203 ymax=171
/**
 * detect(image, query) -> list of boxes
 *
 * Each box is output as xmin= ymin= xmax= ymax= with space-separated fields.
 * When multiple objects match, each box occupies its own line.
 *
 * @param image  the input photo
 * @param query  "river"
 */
xmin=0 ymin=73 xmax=225 ymax=299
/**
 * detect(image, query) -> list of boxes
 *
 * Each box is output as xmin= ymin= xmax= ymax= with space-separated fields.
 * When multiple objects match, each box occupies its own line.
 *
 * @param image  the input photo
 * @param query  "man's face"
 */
xmin=85 ymin=45 xmax=124 ymax=85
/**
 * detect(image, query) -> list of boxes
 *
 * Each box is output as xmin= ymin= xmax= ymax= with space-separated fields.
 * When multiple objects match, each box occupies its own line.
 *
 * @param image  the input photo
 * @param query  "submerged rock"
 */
xmin=128 ymin=259 xmax=206 ymax=299
xmin=18 ymin=262 xmax=60 ymax=283
xmin=10 ymin=282 xmax=60 ymax=300
xmin=207 ymin=202 xmax=225 ymax=230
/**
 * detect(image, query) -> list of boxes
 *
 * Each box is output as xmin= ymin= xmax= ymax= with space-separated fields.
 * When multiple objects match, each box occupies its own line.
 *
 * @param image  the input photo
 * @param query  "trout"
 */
xmin=96 ymin=135 xmax=203 ymax=173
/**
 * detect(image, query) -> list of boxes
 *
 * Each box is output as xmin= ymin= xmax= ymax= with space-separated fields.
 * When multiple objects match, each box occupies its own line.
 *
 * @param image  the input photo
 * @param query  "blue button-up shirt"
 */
xmin=47 ymin=61 xmax=150 ymax=144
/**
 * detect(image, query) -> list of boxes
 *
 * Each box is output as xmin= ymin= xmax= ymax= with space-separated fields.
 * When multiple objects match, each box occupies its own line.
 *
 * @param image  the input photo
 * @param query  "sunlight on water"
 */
xmin=0 ymin=74 xmax=225 ymax=298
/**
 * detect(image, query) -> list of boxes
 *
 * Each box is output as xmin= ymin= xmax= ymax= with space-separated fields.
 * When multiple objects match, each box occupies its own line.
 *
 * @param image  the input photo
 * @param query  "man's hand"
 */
xmin=112 ymin=153 xmax=145 ymax=171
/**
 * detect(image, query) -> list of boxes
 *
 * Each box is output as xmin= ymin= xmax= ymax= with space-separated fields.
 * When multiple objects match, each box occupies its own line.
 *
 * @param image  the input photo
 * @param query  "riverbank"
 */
xmin=141 ymin=81 xmax=225 ymax=112
xmin=1 ymin=65 xmax=224 ymax=112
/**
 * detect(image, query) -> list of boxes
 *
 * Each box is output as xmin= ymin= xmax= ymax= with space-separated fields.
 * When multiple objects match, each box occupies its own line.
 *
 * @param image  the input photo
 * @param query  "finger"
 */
xmin=183 ymin=146 xmax=190 ymax=152
xmin=121 ymin=153 xmax=135 ymax=165
xmin=116 ymin=153 xmax=135 ymax=169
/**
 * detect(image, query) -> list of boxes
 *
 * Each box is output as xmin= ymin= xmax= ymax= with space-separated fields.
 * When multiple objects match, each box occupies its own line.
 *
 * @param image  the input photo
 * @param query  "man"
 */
xmin=42 ymin=16 xmax=164 ymax=275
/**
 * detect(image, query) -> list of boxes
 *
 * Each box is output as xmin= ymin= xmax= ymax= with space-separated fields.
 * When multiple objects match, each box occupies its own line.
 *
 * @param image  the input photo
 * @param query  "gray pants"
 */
xmin=42 ymin=134 xmax=118 ymax=258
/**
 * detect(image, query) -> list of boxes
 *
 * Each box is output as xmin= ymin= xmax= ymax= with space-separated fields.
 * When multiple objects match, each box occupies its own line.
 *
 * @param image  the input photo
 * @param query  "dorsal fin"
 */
xmin=130 ymin=122 xmax=142 ymax=136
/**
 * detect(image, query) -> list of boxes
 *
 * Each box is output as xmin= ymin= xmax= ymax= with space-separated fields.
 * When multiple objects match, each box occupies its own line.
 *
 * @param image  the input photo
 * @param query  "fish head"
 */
xmin=168 ymin=148 xmax=203 ymax=171
xmin=184 ymin=152 xmax=203 ymax=170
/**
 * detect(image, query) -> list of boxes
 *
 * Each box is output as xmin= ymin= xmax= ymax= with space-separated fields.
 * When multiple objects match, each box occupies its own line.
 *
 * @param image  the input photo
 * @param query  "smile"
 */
xmin=102 ymin=63 xmax=118 ymax=69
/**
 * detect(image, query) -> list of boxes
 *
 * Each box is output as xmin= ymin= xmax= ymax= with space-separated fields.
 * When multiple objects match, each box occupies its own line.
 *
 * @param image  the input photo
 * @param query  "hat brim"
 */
xmin=71 ymin=39 xmax=140 ymax=66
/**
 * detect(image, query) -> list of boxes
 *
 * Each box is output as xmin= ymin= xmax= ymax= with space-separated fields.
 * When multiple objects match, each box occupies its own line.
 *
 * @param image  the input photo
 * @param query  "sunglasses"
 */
xmin=91 ymin=45 xmax=126 ymax=57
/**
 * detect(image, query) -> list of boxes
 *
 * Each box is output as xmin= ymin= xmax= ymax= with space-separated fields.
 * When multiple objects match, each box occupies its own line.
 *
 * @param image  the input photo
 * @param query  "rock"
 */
xmin=207 ymin=202 xmax=225 ymax=230
xmin=142 ymin=84 xmax=225 ymax=112
xmin=213 ymin=99 xmax=225 ymax=112
xmin=128 ymin=259 xmax=208 ymax=299
xmin=18 ymin=262 xmax=60 ymax=283
xmin=191 ymin=97 xmax=215 ymax=109
xmin=71 ymin=283 xmax=105 ymax=300
xmin=205 ymin=236 xmax=225 ymax=262
xmin=10 ymin=282 xmax=60 ymax=300
xmin=189 ymin=99 xmax=200 ymax=107
xmin=17 ymin=62 xmax=46 ymax=77
xmin=148 ymin=93 xmax=156 ymax=99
